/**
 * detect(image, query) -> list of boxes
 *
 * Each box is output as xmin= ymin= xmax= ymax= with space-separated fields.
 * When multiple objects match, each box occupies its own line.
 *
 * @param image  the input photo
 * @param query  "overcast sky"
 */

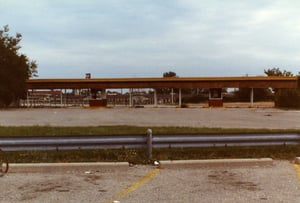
xmin=1 ymin=0 xmax=300 ymax=78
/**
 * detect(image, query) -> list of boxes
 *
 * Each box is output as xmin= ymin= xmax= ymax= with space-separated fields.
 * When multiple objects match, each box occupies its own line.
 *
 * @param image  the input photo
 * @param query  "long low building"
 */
xmin=26 ymin=76 xmax=300 ymax=107
xmin=27 ymin=76 xmax=299 ymax=89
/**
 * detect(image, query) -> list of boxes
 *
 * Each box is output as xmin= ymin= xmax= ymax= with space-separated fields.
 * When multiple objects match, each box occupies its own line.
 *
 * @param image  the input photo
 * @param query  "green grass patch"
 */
xmin=3 ymin=149 xmax=148 ymax=164
xmin=153 ymin=145 xmax=300 ymax=160
xmin=0 ymin=125 xmax=299 ymax=137
xmin=3 ymin=145 xmax=300 ymax=163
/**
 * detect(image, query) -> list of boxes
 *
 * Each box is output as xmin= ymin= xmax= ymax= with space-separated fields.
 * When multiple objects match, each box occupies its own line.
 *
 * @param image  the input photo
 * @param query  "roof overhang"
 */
xmin=26 ymin=76 xmax=299 ymax=89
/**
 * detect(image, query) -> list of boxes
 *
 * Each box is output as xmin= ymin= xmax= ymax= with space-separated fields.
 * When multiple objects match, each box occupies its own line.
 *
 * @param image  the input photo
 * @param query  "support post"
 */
xmin=178 ymin=88 xmax=182 ymax=107
xmin=250 ymin=88 xmax=254 ymax=107
xmin=26 ymin=90 xmax=29 ymax=107
xmin=64 ymin=89 xmax=67 ymax=106
xmin=101 ymin=89 xmax=107 ymax=99
xmin=171 ymin=88 xmax=174 ymax=104
xmin=154 ymin=89 xmax=157 ymax=107
xmin=147 ymin=129 xmax=153 ymax=159
xmin=129 ymin=88 xmax=133 ymax=107
xmin=60 ymin=89 xmax=63 ymax=106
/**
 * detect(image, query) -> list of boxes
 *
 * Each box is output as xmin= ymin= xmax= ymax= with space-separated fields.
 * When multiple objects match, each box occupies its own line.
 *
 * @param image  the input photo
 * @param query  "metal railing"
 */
xmin=1 ymin=130 xmax=300 ymax=158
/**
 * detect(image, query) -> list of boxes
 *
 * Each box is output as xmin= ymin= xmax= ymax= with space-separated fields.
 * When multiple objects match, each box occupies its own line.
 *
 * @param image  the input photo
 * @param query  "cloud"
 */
xmin=1 ymin=0 xmax=300 ymax=78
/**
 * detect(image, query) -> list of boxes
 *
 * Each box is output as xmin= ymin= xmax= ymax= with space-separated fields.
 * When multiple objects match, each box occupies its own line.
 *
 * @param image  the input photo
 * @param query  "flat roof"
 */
xmin=26 ymin=76 xmax=299 ymax=89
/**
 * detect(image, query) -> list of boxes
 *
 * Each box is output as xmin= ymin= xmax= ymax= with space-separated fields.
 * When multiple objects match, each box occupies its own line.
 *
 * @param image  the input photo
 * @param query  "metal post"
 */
xmin=154 ymin=89 xmax=157 ymax=107
xmin=171 ymin=88 xmax=174 ymax=104
xmin=147 ymin=129 xmax=153 ymax=159
xmin=179 ymin=88 xmax=182 ymax=107
xmin=64 ymin=89 xmax=67 ymax=106
xmin=129 ymin=88 xmax=133 ymax=107
xmin=60 ymin=89 xmax=63 ymax=106
xmin=49 ymin=89 xmax=52 ymax=107
xmin=101 ymin=88 xmax=107 ymax=99
xmin=26 ymin=90 xmax=29 ymax=107
xmin=250 ymin=88 xmax=254 ymax=107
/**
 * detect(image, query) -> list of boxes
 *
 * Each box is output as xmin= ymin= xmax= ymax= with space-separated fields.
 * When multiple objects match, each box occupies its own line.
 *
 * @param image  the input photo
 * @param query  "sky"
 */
xmin=1 ymin=0 xmax=300 ymax=78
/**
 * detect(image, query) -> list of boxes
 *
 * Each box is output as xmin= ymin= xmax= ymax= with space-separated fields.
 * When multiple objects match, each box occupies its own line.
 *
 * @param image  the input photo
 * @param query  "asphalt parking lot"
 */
xmin=0 ymin=107 xmax=300 ymax=129
xmin=1 ymin=160 xmax=300 ymax=203
xmin=1 ymin=107 xmax=300 ymax=202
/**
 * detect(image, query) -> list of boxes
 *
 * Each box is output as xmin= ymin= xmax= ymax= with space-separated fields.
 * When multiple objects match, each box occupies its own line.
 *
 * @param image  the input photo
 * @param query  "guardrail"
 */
xmin=1 ymin=130 xmax=300 ymax=159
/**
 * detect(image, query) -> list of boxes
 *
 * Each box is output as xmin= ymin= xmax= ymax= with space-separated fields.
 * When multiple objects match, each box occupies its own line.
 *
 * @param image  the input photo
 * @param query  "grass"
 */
xmin=0 ymin=125 xmax=299 ymax=137
xmin=0 ymin=126 xmax=299 ymax=163
xmin=3 ymin=145 xmax=300 ymax=164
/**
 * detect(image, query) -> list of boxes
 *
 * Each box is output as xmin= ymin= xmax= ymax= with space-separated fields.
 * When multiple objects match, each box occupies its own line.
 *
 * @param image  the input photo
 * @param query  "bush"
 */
xmin=275 ymin=89 xmax=300 ymax=108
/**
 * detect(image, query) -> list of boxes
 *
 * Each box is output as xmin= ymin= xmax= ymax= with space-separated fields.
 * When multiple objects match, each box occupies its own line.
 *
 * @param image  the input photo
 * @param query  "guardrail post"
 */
xmin=147 ymin=129 xmax=153 ymax=159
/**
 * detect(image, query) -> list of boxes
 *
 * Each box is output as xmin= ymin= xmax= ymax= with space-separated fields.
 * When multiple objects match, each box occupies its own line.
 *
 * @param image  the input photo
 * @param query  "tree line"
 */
xmin=0 ymin=25 xmax=37 ymax=107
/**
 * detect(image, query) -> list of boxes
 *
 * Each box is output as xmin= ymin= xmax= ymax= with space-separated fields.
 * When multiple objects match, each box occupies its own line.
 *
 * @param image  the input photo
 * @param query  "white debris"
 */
xmin=154 ymin=160 xmax=160 ymax=166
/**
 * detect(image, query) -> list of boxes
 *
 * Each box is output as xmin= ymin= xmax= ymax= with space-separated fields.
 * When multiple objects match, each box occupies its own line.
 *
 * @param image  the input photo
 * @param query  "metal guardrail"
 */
xmin=1 ymin=130 xmax=300 ymax=158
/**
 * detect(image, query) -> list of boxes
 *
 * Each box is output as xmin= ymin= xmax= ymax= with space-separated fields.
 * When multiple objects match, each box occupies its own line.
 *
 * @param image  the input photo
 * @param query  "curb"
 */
xmin=159 ymin=158 xmax=273 ymax=168
xmin=8 ymin=158 xmax=273 ymax=173
xmin=8 ymin=162 xmax=129 ymax=173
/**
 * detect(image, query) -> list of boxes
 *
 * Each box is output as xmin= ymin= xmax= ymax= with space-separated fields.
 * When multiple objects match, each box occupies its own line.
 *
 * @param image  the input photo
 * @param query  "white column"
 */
xmin=64 ymin=89 xmax=67 ymax=106
xmin=26 ymin=90 xmax=29 ymax=107
xmin=171 ymin=88 xmax=174 ymax=104
xmin=154 ymin=89 xmax=157 ymax=107
xmin=250 ymin=88 xmax=254 ymax=107
xmin=60 ymin=89 xmax=63 ymax=106
xmin=129 ymin=88 xmax=133 ymax=107
xmin=101 ymin=89 xmax=107 ymax=99
xmin=179 ymin=88 xmax=182 ymax=107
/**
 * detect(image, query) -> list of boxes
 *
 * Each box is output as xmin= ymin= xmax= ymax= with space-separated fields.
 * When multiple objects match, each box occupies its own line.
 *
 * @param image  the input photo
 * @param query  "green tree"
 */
xmin=264 ymin=67 xmax=293 ymax=77
xmin=156 ymin=71 xmax=178 ymax=94
xmin=0 ymin=25 xmax=37 ymax=106
xmin=264 ymin=67 xmax=300 ymax=108
xmin=163 ymin=71 xmax=177 ymax=78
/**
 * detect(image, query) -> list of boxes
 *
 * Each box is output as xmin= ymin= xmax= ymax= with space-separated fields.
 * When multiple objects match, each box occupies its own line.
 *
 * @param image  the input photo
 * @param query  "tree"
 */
xmin=156 ymin=71 xmax=178 ymax=94
xmin=0 ymin=25 xmax=37 ymax=106
xmin=264 ymin=67 xmax=293 ymax=77
xmin=264 ymin=67 xmax=300 ymax=108
xmin=163 ymin=71 xmax=177 ymax=78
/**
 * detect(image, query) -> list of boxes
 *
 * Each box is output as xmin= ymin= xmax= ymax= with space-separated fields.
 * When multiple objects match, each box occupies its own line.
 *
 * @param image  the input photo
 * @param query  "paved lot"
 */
xmin=1 ymin=160 xmax=300 ymax=203
xmin=0 ymin=107 xmax=300 ymax=129
xmin=1 ymin=108 xmax=300 ymax=202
